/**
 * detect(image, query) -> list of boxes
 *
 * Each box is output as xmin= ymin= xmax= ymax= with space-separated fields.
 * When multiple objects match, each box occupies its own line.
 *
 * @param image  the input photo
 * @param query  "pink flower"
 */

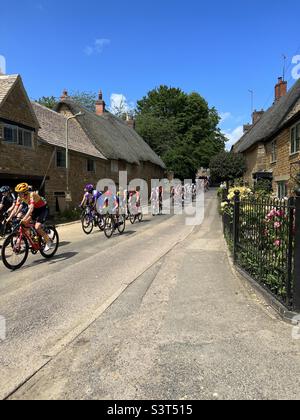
xmin=276 ymin=210 xmax=284 ymax=217
xmin=274 ymin=240 xmax=281 ymax=247
xmin=267 ymin=209 xmax=277 ymax=219
xmin=274 ymin=222 xmax=281 ymax=229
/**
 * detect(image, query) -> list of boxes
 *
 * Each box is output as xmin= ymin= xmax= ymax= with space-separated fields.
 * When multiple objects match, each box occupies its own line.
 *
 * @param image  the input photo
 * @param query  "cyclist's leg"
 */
xmin=34 ymin=207 xmax=50 ymax=243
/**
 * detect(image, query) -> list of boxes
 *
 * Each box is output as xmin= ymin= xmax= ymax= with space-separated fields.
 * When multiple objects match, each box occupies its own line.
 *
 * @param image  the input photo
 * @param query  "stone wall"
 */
xmin=265 ymin=126 xmax=300 ymax=194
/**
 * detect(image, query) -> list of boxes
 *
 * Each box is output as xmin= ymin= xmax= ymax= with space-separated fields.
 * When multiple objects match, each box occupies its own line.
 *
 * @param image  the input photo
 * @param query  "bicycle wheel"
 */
xmin=98 ymin=215 xmax=105 ymax=232
xmin=117 ymin=215 xmax=126 ymax=234
xmin=104 ymin=215 xmax=114 ymax=239
xmin=138 ymin=212 xmax=143 ymax=223
xmin=130 ymin=213 xmax=136 ymax=225
xmin=40 ymin=226 xmax=59 ymax=259
xmin=1 ymin=231 xmax=29 ymax=270
xmin=0 ymin=221 xmax=6 ymax=238
xmin=81 ymin=213 xmax=94 ymax=235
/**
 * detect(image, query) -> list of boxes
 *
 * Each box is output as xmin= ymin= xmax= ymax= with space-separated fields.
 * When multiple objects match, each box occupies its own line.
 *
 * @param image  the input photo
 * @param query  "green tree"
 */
xmin=36 ymin=91 xmax=98 ymax=112
xmin=210 ymin=151 xmax=247 ymax=189
xmin=70 ymin=91 xmax=97 ymax=112
xmin=36 ymin=96 xmax=58 ymax=109
xmin=135 ymin=85 xmax=226 ymax=179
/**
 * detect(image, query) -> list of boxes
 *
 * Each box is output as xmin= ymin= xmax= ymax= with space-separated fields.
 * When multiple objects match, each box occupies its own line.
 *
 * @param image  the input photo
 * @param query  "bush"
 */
xmin=53 ymin=208 xmax=82 ymax=224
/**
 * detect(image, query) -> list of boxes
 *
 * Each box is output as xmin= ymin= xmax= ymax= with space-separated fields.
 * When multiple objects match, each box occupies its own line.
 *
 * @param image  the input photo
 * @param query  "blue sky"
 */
xmin=1 ymin=0 xmax=300 ymax=148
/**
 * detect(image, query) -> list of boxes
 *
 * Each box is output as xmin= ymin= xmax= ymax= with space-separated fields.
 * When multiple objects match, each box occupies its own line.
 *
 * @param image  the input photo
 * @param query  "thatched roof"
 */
xmin=32 ymin=102 xmax=106 ymax=159
xmin=55 ymin=100 xmax=166 ymax=169
xmin=234 ymin=78 xmax=300 ymax=153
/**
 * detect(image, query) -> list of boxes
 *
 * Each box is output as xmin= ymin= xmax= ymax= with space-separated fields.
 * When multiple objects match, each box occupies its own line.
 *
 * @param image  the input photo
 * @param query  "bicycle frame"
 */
xmin=17 ymin=224 xmax=40 ymax=251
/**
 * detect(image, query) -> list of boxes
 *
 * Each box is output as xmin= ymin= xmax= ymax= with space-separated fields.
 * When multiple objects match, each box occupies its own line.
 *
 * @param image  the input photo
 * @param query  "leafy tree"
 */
xmin=36 ymin=91 xmax=97 ymax=112
xmin=135 ymin=85 xmax=226 ymax=179
xmin=70 ymin=91 xmax=97 ymax=112
xmin=36 ymin=96 xmax=58 ymax=109
xmin=210 ymin=151 xmax=247 ymax=189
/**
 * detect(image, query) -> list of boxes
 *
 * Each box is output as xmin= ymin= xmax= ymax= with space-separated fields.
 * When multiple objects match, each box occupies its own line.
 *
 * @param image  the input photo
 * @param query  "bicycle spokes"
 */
xmin=1 ymin=232 xmax=29 ymax=270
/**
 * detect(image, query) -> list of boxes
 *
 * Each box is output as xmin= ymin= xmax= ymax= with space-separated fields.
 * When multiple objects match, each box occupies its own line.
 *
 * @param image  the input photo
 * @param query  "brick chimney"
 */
xmin=243 ymin=124 xmax=253 ymax=133
xmin=60 ymin=89 xmax=69 ymax=101
xmin=252 ymin=109 xmax=264 ymax=125
xmin=126 ymin=114 xmax=136 ymax=130
xmin=275 ymin=77 xmax=287 ymax=102
xmin=95 ymin=90 xmax=106 ymax=116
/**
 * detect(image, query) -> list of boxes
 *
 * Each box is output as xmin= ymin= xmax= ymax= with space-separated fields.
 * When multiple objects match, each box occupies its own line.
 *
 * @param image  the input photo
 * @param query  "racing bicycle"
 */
xmin=1 ymin=222 xmax=59 ymax=270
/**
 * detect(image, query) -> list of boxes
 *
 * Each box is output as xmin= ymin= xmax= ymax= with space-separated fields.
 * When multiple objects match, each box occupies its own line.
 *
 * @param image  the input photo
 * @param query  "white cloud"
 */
xmin=84 ymin=38 xmax=111 ymax=56
xmin=223 ymin=126 xmax=244 ymax=150
xmin=220 ymin=112 xmax=232 ymax=124
xmin=109 ymin=93 xmax=135 ymax=116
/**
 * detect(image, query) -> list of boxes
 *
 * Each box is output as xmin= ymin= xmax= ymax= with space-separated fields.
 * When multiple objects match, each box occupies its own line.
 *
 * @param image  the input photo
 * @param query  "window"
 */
xmin=277 ymin=181 xmax=288 ymax=199
xmin=111 ymin=160 xmax=119 ymax=173
xmin=3 ymin=125 xmax=18 ymax=143
xmin=87 ymin=159 xmax=96 ymax=173
xmin=3 ymin=124 xmax=33 ymax=148
xmin=271 ymin=140 xmax=277 ymax=163
xmin=23 ymin=130 xmax=33 ymax=148
xmin=56 ymin=149 xmax=66 ymax=168
xmin=291 ymin=123 xmax=300 ymax=154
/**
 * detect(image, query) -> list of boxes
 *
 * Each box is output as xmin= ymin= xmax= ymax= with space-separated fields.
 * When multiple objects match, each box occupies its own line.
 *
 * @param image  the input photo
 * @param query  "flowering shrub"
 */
xmin=221 ymin=186 xmax=252 ymax=215
xmin=221 ymin=188 xmax=294 ymax=304
xmin=263 ymin=206 xmax=293 ymax=251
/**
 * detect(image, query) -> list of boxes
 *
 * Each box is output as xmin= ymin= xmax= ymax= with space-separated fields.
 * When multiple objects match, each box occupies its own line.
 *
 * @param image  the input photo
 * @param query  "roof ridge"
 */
xmin=32 ymin=101 xmax=67 ymax=119
xmin=234 ymin=78 xmax=300 ymax=153
xmin=0 ymin=74 xmax=19 ymax=79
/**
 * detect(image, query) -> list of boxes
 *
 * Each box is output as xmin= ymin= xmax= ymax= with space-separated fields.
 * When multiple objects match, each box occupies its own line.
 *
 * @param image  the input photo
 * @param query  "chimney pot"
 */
xmin=61 ymin=89 xmax=68 ymax=101
xmin=252 ymin=109 xmax=264 ymax=125
xmin=243 ymin=124 xmax=253 ymax=133
xmin=275 ymin=77 xmax=287 ymax=102
xmin=126 ymin=113 xmax=136 ymax=130
xmin=95 ymin=89 xmax=106 ymax=116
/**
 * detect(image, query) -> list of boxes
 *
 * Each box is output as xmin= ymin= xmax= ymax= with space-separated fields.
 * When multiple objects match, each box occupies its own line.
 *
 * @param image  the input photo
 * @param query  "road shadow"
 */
xmin=23 ymin=251 xmax=79 ymax=270
xmin=119 ymin=230 xmax=136 ymax=237
xmin=59 ymin=241 xmax=71 ymax=248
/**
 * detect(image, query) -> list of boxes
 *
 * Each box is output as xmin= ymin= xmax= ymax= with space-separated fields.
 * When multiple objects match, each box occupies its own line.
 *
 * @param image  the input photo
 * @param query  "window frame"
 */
xmin=290 ymin=122 xmax=300 ymax=155
xmin=2 ymin=123 xmax=33 ymax=148
xmin=56 ymin=149 xmax=67 ymax=168
xmin=271 ymin=140 xmax=277 ymax=163
xmin=87 ymin=159 xmax=96 ymax=173
xmin=111 ymin=160 xmax=119 ymax=173
xmin=277 ymin=181 xmax=288 ymax=199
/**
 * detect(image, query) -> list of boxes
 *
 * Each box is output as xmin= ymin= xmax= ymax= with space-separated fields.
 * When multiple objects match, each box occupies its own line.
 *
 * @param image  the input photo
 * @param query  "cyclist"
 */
xmin=0 ymin=186 xmax=15 ymax=218
xmin=119 ymin=189 xmax=128 ymax=216
xmin=150 ymin=187 xmax=159 ymax=216
xmin=93 ymin=188 xmax=104 ymax=227
xmin=158 ymin=186 xmax=163 ymax=215
xmin=103 ymin=187 xmax=119 ymax=215
xmin=7 ymin=183 xmax=52 ymax=252
xmin=80 ymin=184 xmax=95 ymax=209
xmin=135 ymin=187 xmax=141 ymax=214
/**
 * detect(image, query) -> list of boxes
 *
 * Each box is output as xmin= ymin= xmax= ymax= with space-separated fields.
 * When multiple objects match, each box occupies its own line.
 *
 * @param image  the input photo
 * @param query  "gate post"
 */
xmin=293 ymin=188 xmax=300 ymax=312
xmin=233 ymin=190 xmax=241 ymax=263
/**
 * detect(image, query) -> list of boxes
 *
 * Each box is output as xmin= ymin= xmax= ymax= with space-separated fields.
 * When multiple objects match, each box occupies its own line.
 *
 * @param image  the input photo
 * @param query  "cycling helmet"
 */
xmin=0 ymin=186 xmax=10 ymax=194
xmin=85 ymin=184 xmax=94 ymax=193
xmin=15 ymin=183 xmax=29 ymax=193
